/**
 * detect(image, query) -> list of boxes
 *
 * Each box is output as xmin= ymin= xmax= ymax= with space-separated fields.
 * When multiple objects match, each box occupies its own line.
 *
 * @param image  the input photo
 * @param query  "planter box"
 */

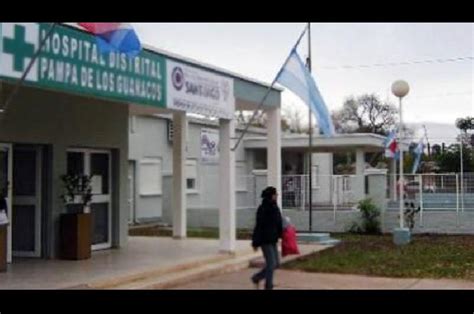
xmin=60 ymin=213 xmax=91 ymax=260
xmin=0 ymin=225 xmax=6 ymax=271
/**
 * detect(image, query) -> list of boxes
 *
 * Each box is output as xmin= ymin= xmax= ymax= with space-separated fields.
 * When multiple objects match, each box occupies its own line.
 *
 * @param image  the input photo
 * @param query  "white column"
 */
xmin=355 ymin=149 xmax=365 ymax=201
xmin=172 ymin=112 xmax=187 ymax=239
xmin=390 ymin=158 xmax=397 ymax=201
xmin=219 ymin=118 xmax=236 ymax=253
xmin=267 ymin=107 xmax=282 ymax=206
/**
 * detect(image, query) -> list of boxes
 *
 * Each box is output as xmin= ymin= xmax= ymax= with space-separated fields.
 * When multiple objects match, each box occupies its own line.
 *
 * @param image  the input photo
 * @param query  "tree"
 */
xmin=455 ymin=116 xmax=474 ymax=148
xmin=435 ymin=144 xmax=474 ymax=173
xmin=235 ymin=110 xmax=266 ymax=128
xmin=235 ymin=109 xmax=292 ymax=133
xmin=455 ymin=116 xmax=474 ymax=133
xmin=332 ymin=94 xmax=398 ymax=136
xmin=282 ymin=106 xmax=309 ymax=134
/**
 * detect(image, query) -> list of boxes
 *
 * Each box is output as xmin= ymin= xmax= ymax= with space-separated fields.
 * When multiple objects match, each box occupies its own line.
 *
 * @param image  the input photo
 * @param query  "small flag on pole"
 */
xmin=384 ymin=129 xmax=399 ymax=159
xmin=412 ymin=140 xmax=424 ymax=173
xmin=276 ymin=48 xmax=335 ymax=137
xmin=78 ymin=23 xmax=142 ymax=57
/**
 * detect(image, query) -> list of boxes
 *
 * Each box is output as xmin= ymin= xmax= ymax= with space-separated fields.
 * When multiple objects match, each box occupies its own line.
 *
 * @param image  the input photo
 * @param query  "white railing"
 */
xmin=387 ymin=173 xmax=474 ymax=228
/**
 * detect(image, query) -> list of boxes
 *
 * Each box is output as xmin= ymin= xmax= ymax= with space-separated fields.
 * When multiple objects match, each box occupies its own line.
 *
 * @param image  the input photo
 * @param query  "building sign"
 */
xmin=201 ymin=128 xmax=219 ymax=164
xmin=0 ymin=23 xmax=166 ymax=108
xmin=167 ymin=59 xmax=234 ymax=119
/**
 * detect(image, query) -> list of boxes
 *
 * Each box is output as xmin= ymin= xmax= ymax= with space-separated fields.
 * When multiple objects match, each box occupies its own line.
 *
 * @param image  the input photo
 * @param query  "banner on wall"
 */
xmin=201 ymin=128 xmax=219 ymax=164
xmin=167 ymin=59 xmax=235 ymax=119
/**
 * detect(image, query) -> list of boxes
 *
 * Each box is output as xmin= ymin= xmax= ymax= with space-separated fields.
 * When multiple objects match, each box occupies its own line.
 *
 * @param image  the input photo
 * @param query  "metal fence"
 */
xmin=191 ymin=170 xmax=474 ymax=233
xmin=235 ymin=173 xmax=361 ymax=213
xmin=387 ymin=173 xmax=474 ymax=226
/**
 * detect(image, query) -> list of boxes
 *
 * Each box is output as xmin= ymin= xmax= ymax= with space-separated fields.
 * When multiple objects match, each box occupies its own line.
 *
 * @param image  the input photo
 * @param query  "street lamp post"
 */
xmin=391 ymin=80 xmax=410 ymax=245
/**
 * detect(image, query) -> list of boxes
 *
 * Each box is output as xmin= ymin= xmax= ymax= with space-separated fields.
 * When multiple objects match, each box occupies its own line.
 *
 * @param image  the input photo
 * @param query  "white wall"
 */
xmin=129 ymin=115 xmax=265 ymax=222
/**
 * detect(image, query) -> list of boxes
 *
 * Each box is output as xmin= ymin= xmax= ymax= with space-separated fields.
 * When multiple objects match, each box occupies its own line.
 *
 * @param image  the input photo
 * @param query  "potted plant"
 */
xmin=59 ymin=174 xmax=93 ymax=260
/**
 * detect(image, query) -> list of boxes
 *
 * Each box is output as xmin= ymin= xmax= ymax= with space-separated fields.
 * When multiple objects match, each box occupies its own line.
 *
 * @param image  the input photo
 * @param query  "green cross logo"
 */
xmin=3 ymin=24 xmax=35 ymax=72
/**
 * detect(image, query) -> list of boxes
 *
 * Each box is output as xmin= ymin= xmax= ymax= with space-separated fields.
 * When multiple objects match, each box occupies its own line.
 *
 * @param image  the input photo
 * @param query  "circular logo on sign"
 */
xmin=172 ymin=67 xmax=184 ymax=91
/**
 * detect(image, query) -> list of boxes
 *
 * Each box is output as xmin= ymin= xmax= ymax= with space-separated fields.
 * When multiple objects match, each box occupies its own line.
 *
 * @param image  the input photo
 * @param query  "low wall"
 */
xmin=161 ymin=208 xmax=360 ymax=233
xmin=383 ymin=211 xmax=474 ymax=234
xmin=161 ymin=207 xmax=474 ymax=235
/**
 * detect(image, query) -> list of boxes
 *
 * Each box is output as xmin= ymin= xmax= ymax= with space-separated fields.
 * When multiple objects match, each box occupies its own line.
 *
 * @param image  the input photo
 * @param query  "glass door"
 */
xmin=0 ymin=144 xmax=12 ymax=263
xmin=12 ymin=146 xmax=42 ymax=257
xmin=67 ymin=149 xmax=112 ymax=250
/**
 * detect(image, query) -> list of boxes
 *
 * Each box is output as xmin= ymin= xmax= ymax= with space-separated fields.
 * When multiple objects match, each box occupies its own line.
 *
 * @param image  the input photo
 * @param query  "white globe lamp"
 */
xmin=392 ymin=80 xmax=410 ymax=98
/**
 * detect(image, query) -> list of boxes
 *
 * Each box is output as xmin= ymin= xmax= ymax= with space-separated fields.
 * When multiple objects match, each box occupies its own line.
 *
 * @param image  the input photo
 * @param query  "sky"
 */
xmin=133 ymin=23 xmax=473 ymax=141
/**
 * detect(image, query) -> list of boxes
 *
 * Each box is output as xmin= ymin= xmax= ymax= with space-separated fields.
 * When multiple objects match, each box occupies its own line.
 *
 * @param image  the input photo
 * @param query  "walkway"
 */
xmin=0 ymin=237 xmax=253 ymax=289
xmin=171 ymin=269 xmax=474 ymax=289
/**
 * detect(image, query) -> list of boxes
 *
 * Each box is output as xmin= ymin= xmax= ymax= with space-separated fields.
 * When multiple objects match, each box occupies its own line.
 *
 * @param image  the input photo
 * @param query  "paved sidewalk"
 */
xmin=0 ymin=237 xmax=253 ymax=289
xmin=170 ymin=269 xmax=474 ymax=289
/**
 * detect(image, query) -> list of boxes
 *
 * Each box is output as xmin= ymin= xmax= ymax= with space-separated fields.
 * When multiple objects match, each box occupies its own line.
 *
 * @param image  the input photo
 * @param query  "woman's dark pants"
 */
xmin=251 ymin=243 xmax=279 ymax=290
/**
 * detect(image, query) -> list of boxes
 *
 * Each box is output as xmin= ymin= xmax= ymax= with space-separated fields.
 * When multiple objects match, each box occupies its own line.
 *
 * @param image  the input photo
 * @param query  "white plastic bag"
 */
xmin=0 ymin=210 xmax=8 ymax=226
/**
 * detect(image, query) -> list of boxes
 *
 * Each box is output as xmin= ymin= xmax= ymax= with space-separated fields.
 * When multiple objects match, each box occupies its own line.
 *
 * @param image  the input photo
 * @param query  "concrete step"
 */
xmin=122 ymin=254 xmax=255 ymax=289
xmin=317 ymin=239 xmax=341 ymax=246
xmin=111 ymin=251 xmax=260 ymax=289
xmin=86 ymin=249 xmax=256 ymax=289
xmin=297 ymin=233 xmax=331 ymax=243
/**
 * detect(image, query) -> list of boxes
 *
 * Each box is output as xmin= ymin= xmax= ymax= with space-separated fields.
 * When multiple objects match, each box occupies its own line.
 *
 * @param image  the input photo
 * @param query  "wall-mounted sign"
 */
xmin=166 ymin=59 xmax=234 ymax=119
xmin=201 ymin=128 xmax=219 ymax=164
xmin=0 ymin=23 xmax=167 ymax=108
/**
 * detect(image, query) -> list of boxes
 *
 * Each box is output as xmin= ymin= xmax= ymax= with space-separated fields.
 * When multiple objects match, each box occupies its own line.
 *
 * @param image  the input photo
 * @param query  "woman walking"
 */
xmin=251 ymin=186 xmax=283 ymax=290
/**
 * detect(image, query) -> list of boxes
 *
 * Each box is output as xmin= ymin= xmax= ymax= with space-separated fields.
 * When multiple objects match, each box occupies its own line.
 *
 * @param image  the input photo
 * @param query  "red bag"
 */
xmin=281 ymin=225 xmax=300 ymax=257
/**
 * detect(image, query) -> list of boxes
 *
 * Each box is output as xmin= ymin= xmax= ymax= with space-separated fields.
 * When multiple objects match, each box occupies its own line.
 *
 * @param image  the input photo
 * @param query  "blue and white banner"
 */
xmin=412 ymin=140 xmax=424 ymax=174
xmin=276 ymin=49 xmax=335 ymax=137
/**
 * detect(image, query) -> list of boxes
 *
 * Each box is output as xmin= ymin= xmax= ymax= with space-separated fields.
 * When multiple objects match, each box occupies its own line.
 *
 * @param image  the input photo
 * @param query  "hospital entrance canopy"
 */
xmin=0 ymin=23 xmax=281 ymax=118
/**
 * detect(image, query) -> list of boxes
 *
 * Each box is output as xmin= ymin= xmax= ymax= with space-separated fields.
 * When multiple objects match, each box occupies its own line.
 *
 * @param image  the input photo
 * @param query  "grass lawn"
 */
xmin=129 ymin=225 xmax=252 ymax=240
xmin=284 ymin=233 xmax=474 ymax=280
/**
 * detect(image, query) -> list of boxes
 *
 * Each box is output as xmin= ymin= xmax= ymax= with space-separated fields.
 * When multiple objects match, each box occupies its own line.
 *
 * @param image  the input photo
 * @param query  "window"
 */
xmin=311 ymin=165 xmax=320 ymax=189
xmin=253 ymin=150 xmax=267 ymax=170
xmin=67 ymin=152 xmax=85 ymax=176
xmin=186 ymin=159 xmax=198 ymax=193
xmin=139 ymin=158 xmax=162 ymax=196
xmin=90 ymin=153 xmax=110 ymax=195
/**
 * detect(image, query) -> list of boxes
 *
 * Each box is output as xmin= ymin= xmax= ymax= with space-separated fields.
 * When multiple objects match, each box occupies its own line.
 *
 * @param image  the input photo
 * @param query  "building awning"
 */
xmin=244 ymin=133 xmax=411 ymax=153
xmin=0 ymin=23 xmax=281 ymax=119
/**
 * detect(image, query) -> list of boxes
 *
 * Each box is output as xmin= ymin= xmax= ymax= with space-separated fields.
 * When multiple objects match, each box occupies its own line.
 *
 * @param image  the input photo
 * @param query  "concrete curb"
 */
xmin=249 ymin=244 xmax=329 ymax=268
xmin=64 ymin=248 xmax=259 ymax=290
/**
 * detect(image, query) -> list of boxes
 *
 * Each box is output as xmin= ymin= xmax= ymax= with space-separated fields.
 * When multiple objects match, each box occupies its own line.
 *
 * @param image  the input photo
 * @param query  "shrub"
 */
xmin=348 ymin=198 xmax=381 ymax=234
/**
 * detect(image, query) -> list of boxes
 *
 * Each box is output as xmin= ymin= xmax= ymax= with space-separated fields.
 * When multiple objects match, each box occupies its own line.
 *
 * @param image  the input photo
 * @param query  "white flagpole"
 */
xmin=306 ymin=22 xmax=313 ymax=233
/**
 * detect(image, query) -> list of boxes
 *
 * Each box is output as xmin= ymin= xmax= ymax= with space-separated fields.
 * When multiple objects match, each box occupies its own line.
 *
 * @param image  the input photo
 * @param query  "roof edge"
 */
xmin=62 ymin=23 xmax=283 ymax=92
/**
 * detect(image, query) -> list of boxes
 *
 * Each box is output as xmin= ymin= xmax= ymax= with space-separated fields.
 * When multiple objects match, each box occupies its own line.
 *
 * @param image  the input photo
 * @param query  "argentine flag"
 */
xmin=276 ymin=49 xmax=335 ymax=137
xmin=412 ymin=140 xmax=424 ymax=174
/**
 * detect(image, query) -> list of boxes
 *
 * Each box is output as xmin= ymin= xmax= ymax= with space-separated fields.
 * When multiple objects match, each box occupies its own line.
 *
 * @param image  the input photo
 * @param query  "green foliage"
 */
xmin=348 ymin=198 xmax=381 ymax=235
xmin=283 ymin=234 xmax=474 ymax=280
xmin=435 ymin=144 xmax=474 ymax=173
xmin=60 ymin=174 xmax=93 ymax=212
xmin=455 ymin=116 xmax=474 ymax=132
